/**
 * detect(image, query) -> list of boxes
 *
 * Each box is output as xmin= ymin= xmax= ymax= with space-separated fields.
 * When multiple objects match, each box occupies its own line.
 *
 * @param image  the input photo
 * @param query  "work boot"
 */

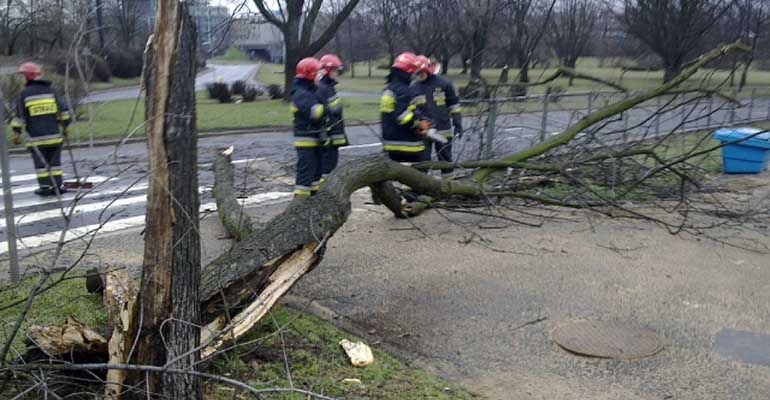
xmin=34 ymin=187 xmax=54 ymax=197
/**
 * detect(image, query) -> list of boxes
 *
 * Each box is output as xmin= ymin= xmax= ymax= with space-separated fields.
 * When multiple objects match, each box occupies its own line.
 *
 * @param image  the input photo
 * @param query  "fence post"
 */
xmin=483 ymin=100 xmax=498 ymax=159
xmin=0 ymin=98 xmax=20 ymax=282
xmin=587 ymin=92 xmax=593 ymax=115
xmin=730 ymin=89 xmax=737 ymax=125
xmin=706 ymin=94 xmax=713 ymax=128
xmin=680 ymin=98 xmax=688 ymax=132
xmin=655 ymin=95 xmax=662 ymax=136
xmin=765 ymin=88 xmax=770 ymax=119
xmin=540 ymin=93 xmax=549 ymax=142
xmin=748 ymin=88 xmax=756 ymax=122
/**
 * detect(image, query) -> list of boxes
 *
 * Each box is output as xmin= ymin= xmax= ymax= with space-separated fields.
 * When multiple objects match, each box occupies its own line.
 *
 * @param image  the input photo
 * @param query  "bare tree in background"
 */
xmin=546 ymin=0 xmax=599 ymax=84
xmin=110 ymin=0 xmax=147 ymax=49
xmin=252 ymin=0 xmax=362 ymax=99
xmin=496 ymin=0 xmax=556 ymax=89
xmin=369 ymin=0 xmax=401 ymax=65
xmin=619 ymin=0 xmax=736 ymax=82
xmin=733 ymin=0 xmax=770 ymax=89
xmin=0 ymin=0 xmax=30 ymax=55
xmin=452 ymin=0 xmax=508 ymax=80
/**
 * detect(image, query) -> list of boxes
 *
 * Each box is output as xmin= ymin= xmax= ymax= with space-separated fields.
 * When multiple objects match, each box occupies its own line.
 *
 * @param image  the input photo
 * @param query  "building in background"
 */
xmin=231 ymin=14 xmax=284 ymax=62
xmin=188 ymin=0 xmax=230 ymax=49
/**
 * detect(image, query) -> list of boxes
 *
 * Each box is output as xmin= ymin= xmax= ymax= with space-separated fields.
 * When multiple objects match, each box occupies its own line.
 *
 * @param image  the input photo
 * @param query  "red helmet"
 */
xmin=415 ymin=55 xmax=432 ymax=75
xmin=296 ymin=57 xmax=321 ymax=81
xmin=320 ymin=54 xmax=344 ymax=73
xmin=392 ymin=52 xmax=419 ymax=74
xmin=18 ymin=62 xmax=43 ymax=81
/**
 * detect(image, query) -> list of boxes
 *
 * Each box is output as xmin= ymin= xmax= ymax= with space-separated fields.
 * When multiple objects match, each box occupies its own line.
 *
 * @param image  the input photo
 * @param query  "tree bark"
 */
xmin=95 ymin=0 xmax=106 ymax=51
xmin=212 ymin=147 xmax=254 ymax=241
xmin=124 ymin=1 xmax=201 ymax=398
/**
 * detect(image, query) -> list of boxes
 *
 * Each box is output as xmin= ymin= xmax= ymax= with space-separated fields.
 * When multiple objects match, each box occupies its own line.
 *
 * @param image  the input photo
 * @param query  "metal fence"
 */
xmin=453 ymin=87 xmax=770 ymax=162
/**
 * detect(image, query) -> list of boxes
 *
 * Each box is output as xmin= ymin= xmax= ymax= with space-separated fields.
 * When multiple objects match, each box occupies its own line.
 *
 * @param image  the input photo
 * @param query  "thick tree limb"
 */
xmin=212 ymin=147 xmax=254 ymax=241
xmin=199 ymin=155 xmax=484 ymax=320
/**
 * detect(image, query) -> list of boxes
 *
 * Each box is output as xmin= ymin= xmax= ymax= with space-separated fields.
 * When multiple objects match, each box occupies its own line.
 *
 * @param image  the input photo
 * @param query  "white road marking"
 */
xmin=340 ymin=143 xmax=382 ymax=151
xmin=1 ymin=176 xmax=113 ymax=196
xmin=9 ymin=184 xmax=150 ymax=209
xmin=199 ymin=157 xmax=264 ymax=169
xmin=7 ymin=183 xmax=212 ymax=211
xmin=0 ymin=191 xmax=293 ymax=254
xmin=5 ymin=173 xmax=43 ymax=183
xmin=0 ymin=194 xmax=149 ymax=229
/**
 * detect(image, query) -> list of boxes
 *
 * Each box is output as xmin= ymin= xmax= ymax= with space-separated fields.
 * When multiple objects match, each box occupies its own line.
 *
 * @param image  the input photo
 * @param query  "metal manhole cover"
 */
xmin=552 ymin=320 xmax=664 ymax=360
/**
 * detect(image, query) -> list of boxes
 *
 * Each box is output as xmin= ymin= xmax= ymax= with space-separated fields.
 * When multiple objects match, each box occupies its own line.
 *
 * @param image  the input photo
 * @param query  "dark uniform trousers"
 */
xmin=291 ymin=78 xmax=327 ymax=196
xmin=317 ymin=76 xmax=348 ymax=180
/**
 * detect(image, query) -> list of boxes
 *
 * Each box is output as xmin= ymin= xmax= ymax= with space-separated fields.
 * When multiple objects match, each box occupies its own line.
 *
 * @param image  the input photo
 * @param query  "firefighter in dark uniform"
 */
xmin=317 ymin=54 xmax=347 ymax=180
xmin=413 ymin=55 xmax=463 ymax=174
xmin=380 ymin=52 xmax=431 ymax=163
xmin=290 ymin=57 xmax=327 ymax=197
xmin=11 ymin=62 xmax=71 ymax=196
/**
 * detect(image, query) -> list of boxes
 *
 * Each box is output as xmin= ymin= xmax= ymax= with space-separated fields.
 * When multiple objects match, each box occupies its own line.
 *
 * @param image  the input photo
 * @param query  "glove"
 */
xmin=454 ymin=126 xmax=463 ymax=139
xmin=415 ymin=120 xmax=431 ymax=137
xmin=11 ymin=134 xmax=22 ymax=145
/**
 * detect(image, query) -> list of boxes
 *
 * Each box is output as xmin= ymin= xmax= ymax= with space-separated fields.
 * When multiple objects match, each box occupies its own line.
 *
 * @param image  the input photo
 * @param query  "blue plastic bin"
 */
xmin=712 ymin=127 xmax=770 ymax=174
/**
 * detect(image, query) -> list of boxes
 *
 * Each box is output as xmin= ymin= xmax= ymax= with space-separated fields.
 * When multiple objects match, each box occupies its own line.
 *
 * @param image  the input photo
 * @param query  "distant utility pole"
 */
xmin=0 ymin=97 xmax=20 ymax=282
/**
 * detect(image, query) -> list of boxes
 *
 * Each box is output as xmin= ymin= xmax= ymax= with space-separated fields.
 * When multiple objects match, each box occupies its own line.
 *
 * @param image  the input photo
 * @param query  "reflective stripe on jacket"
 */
xmin=14 ymin=80 xmax=70 ymax=147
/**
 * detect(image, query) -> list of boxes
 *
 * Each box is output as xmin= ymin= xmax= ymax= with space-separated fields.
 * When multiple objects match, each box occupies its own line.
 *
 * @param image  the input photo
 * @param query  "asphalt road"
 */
xmin=81 ymin=63 xmax=260 ymax=104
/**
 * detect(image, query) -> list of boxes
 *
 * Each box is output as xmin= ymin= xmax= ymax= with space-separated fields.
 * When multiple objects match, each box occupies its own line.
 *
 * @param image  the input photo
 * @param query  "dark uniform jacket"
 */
xmin=412 ymin=74 xmax=462 ymax=138
xmin=317 ymin=76 xmax=347 ymax=146
xmin=380 ymin=68 xmax=426 ymax=154
xmin=290 ymin=78 xmax=327 ymax=148
xmin=11 ymin=80 xmax=70 ymax=147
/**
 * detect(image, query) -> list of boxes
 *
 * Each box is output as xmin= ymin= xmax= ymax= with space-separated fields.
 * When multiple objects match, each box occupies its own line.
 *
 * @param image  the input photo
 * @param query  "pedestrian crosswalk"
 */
xmin=0 ymin=160 xmax=293 ymax=255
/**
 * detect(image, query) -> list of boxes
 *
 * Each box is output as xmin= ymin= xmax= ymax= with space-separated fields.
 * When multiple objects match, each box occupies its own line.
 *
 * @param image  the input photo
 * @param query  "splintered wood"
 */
xmin=103 ymin=270 xmax=137 ymax=400
xmin=201 ymin=244 xmax=319 ymax=358
xmin=28 ymin=316 xmax=108 ymax=357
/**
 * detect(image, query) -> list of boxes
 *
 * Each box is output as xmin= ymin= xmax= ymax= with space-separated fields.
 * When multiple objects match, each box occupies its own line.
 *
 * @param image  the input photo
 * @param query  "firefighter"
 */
xmin=11 ymin=62 xmax=71 ymax=196
xmin=317 ymin=54 xmax=347 ymax=180
xmin=380 ymin=52 xmax=431 ymax=163
xmin=413 ymin=55 xmax=463 ymax=174
xmin=290 ymin=57 xmax=327 ymax=197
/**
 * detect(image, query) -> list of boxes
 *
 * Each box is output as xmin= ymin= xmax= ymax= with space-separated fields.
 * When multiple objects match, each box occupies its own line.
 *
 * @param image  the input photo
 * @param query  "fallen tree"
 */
xmin=10 ymin=40 xmax=769 ymax=397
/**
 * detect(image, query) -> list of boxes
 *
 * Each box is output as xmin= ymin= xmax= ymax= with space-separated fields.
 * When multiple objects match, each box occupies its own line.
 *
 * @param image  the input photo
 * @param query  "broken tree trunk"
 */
xmin=121 ymin=1 xmax=201 ymax=399
xmin=212 ymin=147 xmax=254 ymax=241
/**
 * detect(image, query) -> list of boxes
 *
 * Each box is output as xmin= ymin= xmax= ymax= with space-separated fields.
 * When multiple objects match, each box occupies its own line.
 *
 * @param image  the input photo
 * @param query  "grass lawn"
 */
xmin=62 ymin=92 xmax=381 ymax=142
xmin=0 ymin=275 xmax=473 ymax=399
xmin=89 ymin=77 xmax=142 ymax=91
